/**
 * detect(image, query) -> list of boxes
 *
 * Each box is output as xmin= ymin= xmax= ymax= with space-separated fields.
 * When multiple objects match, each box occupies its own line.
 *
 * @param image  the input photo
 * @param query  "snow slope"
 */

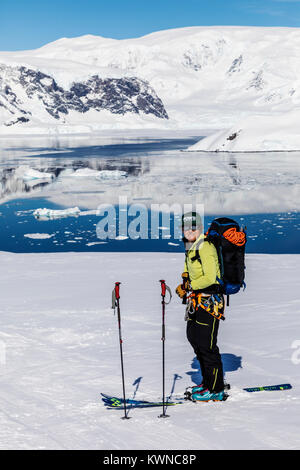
xmin=0 ymin=251 xmax=299 ymax=450
xmin=1 ymin=26 xmax=300 ymax=133
xmin=188 ymin=110 xmax=300 ymax=152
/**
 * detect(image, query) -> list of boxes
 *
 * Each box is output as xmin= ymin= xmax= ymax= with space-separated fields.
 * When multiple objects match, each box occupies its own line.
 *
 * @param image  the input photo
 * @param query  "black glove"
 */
xmin=181 ymin=272 xmax=190 ymax=291
xmin=175 ymin=272 xmax=190 ymax=299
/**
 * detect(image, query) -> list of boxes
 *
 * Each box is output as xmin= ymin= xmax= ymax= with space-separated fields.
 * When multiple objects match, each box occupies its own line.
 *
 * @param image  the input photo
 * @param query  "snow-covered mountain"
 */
xmin=1 ymin=26 xmax=300 ymax=134
xmin=0 ymin=64 xmax=168 ymax=131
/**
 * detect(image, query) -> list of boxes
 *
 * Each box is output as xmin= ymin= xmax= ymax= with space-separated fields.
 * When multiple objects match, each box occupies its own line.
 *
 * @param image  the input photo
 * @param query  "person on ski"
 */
xmin=176 ymin=212 xmax=225 ymax=402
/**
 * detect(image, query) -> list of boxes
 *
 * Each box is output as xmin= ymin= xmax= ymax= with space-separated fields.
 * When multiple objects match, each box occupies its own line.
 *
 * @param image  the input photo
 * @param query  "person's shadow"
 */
xmin=186 ymin=353 xmax=242 ymax=385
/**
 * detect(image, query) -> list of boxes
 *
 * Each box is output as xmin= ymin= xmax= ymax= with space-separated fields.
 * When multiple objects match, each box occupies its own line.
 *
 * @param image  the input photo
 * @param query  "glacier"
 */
xmin=188 ymin=110 xmax=300 ymax=152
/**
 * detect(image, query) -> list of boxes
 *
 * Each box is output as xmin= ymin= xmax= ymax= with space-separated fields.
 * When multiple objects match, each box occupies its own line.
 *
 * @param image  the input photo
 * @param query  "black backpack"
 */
xmin=206 ymin=217 xmax=246 ymax=304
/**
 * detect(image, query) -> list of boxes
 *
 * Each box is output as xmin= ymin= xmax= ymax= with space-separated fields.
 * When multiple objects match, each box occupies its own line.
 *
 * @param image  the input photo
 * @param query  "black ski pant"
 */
xmin=186 ymin=303 xmax=224 ymax=393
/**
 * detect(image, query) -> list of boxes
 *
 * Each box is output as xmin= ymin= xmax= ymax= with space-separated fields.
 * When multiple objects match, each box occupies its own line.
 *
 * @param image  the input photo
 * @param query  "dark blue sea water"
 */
xmin=0 ymin=197 xmax=299 ymax=253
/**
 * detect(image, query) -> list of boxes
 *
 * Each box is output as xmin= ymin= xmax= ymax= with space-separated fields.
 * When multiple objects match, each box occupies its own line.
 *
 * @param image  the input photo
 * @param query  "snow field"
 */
xmin=188 ymin=110 xmax=300 ymax=152
xmin=0 ymin=252 xmax=299 ymax=449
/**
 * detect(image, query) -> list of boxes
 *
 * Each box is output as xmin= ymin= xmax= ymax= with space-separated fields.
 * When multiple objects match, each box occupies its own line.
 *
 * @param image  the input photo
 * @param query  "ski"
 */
xmin=102 ymin=383 xmax=292 ymax=409
xmin=101 ymin=393 xmax=183 ymax=409
xmin=243 ymin=383 xmax=292 ymax=392
xmin=185 ymin=383 xmax=292 ymax=394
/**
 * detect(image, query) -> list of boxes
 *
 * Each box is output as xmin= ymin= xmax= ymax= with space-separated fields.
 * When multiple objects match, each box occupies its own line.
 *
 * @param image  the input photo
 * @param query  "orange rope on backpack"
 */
xmin=223 ymin=227 xmax=246 ymax=246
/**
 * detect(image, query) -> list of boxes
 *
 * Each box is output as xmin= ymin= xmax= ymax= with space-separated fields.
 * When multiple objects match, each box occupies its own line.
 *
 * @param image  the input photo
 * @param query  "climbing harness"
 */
xmin=185 ymin=292 xmax=225 ymax=321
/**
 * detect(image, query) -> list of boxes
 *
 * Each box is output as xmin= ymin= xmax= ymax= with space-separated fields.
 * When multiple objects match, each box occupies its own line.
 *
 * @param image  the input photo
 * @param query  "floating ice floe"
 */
xmin=22 ymin=168 xmax=54 ymax=181
xmin=86 ymin=241 xmax=108 ymax=246
xmin=24 ymin=233 xmax=54 ymax=239
xmin=96 ymin=170 xmax=127 ymax=180
xmin=68 ymin=168 xmax=100 ymax=177
xmin=59 ymin=168 xmax=127 ymax=180
xmin=33 ymin=207 xmax=81 ymax=220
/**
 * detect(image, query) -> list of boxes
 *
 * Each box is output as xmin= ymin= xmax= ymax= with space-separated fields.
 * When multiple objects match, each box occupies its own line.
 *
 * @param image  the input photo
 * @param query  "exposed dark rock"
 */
xmin=227 ymin=129 xmax=242 ymax=141
xmin=227 ymin=55 xmax=243 ymax=75
xmin=0 ymin=64 xmax=168 ymax=122
xmin=247 ymin=70 xmax=265 ymax=91
xmin=4 ymin=116 xmax=30 ymax=126
xmin=227 ymin=132 xmax=237 ymax=141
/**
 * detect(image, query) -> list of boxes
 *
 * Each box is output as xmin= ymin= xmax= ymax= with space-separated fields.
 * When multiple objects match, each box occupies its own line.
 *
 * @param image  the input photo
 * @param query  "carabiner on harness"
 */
xmin=185 ymin=293 xmax=196 ymax=321
xmin=185 ymin=292 xmax=225 ymax=321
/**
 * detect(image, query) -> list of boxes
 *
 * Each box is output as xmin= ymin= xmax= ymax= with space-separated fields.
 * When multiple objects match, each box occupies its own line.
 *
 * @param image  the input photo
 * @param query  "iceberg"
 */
xmin=96 ymin=170 xmax=127 ymax=180
xmin=24 ymin=233 xmax=54 ymax=239
xmin=33 ymin=207 xmax=81 ymax=220
xmin=22 ymin=168 xmax=54 ymax=181
xmin=58 ymin=168 xmax=127 ymax=179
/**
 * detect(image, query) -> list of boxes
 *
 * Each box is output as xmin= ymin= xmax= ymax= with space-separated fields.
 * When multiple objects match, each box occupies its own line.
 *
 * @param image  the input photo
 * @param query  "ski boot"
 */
xmin=184 ymin=382 xmax=230 ymax=401
xmin=184 ymin=383 xmax=204 ymax=399
xmin=191 ymin=389 xmax=228 ymax=402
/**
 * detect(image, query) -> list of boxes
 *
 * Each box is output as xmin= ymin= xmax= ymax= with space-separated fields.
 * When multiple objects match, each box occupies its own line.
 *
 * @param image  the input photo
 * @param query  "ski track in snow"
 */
xmin=0 ymin=252 xmax=299 ymax=449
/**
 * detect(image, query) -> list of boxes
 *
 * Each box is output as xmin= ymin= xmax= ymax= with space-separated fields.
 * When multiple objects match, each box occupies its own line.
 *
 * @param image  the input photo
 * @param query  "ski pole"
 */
xmin=158 ymin=279 xmax=172 ymax=418
xmin=112 ymin=282 xmax=130 ymax=420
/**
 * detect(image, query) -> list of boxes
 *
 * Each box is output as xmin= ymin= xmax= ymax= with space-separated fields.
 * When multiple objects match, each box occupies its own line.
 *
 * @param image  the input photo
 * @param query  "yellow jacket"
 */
xmin=184 ymin=233 xmax=221 ymax=291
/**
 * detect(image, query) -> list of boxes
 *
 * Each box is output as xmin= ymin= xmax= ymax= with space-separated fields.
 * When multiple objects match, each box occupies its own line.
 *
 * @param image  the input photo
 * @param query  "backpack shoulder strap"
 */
xmin=190 ymin=237 xmax=207 ymax=263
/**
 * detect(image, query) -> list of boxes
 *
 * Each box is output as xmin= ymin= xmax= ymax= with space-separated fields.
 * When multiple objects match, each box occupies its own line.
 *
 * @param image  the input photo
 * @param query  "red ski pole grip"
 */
xmin=115 ymin=282 xmax=121 ymax=299
xmin=159 ymin=279 xmax=166 ymax=297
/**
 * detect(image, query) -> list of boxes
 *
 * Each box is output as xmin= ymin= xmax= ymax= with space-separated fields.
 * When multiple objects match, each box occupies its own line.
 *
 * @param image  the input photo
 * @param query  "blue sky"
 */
xmin=1 ymin=0 xmax=300 ymax=50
